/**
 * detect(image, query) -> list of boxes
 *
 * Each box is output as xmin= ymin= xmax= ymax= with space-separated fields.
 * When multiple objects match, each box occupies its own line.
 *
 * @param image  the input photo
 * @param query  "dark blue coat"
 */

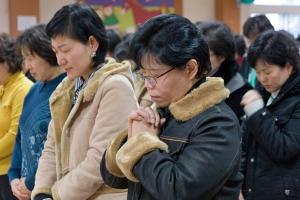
xmin=242 ymin=71 xmax=300 ymax=200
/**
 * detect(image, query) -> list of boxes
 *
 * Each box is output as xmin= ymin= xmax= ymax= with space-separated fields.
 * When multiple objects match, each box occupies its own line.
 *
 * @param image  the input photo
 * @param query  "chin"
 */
xmin=67 ymin=73 xmax=76 ymax=81
xmin=155 ymin=101 xmax=170 ymax=108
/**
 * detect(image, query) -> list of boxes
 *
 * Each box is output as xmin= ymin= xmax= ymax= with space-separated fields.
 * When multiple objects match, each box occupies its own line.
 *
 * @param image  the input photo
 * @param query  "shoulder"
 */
xmin=101 ymin=74 xmax=133 ymax=91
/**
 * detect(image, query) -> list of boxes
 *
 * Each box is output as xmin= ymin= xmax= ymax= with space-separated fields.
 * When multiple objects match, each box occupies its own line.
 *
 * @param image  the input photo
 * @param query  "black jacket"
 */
xmin=213 ymin=60 xmax=252 ymax=121
xmin=242 ymin=71 xmax=300 ymax=200
xmin=101 ymin=77 xmax=243 ymax=200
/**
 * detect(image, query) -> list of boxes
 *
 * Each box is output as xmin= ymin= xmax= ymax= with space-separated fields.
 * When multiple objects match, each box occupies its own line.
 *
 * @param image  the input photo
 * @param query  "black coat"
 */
xmin=242 ymin=72 xmax=300 ymax=200
xmin=213 ymin=60 xmax=252 ymax=121
xmin=101 ymin=77 xmax=243 ymax=200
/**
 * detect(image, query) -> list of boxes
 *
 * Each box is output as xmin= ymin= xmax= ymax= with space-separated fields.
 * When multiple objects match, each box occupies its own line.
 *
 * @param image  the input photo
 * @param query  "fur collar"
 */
xmin=50 ymin=58 xmax=132 ymax=105
xmin=169 ymin=77 xmax=229 ymax=121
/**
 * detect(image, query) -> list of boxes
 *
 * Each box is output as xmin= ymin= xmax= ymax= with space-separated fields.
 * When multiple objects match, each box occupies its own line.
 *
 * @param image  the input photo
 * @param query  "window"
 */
xmin=247 ymin=0 xmax=300 ymax=37
xmin=254 ymin=0 xmax=300 ymax=6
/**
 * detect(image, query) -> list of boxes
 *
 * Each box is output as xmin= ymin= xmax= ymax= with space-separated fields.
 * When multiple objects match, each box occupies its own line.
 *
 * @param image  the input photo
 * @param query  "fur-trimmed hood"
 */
xmin=169 ymin=77 xmax=230 ymax=121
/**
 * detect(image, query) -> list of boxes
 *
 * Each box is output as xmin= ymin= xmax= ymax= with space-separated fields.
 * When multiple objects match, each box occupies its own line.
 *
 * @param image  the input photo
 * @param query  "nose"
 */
xmin=144 ymin=78 xmax=155 ymax=90
xmin=56 ymin=53 xmax=67 ymax=66
xmin=23 ymin=59 xmax=31 ymax=71
xmin=258 ymin=73 xmax=267 ymax=84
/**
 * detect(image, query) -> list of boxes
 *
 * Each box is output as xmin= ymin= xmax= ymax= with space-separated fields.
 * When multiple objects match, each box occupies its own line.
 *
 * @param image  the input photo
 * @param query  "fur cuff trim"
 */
xmin=116 ymin=132 xmax=168 ymax=182
xmin=51 ymin=182 xmax=61 ymax=200
xmin=31 ymin=187 xmax=52 ymax=200
xmin=105 ymin=130 xmax=128 ymax=177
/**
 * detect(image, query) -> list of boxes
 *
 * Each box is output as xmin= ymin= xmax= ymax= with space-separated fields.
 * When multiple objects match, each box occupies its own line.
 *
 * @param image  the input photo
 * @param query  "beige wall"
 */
xmin=0 ymin=0 xmax=217 ymax=34
xmin=0 ymin=0 xmax=9 ymax=33
xmin=183 ymin=0 xmax=215 ymax=23
xmin=40 ymin=0 xmax=74 ymax=24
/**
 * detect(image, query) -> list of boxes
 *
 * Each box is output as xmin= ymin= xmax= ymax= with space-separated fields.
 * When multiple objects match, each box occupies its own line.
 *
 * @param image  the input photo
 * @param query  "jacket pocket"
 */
xmin=160 ymin=135 xmax=189 ymax=160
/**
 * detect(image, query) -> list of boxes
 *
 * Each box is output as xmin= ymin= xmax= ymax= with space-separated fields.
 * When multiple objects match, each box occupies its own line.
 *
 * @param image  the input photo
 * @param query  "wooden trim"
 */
xmin=9 ymin=0 xmax=39 ymax=37
xmin=215 ymin=0 xmax=240 ymax=33
xmin=174 ymin=0 xmax=183 ymax=15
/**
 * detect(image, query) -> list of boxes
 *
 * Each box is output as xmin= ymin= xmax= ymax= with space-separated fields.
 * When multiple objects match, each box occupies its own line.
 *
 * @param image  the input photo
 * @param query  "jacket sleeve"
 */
xmin=31 ymin=120 xmax=57 ymax=199
xmin=51 ymin=75 xmax=137 ymax=200
xmin=100 ymin=129 xmax=129 ymax=189
xmin=117 ymin=110 xmax=242 ymax=200
xmin=8 ymin=129 xmax=22 ymax=182
xmin=100 ymin=151 xmax=129 ymax=189
xmin=244 ymin=105 xmax=300 ymax=162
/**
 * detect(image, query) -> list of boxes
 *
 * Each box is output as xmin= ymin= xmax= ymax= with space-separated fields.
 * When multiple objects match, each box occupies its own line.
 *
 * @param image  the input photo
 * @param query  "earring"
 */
xmin=91 ymin=51 xmax=96 ymax=58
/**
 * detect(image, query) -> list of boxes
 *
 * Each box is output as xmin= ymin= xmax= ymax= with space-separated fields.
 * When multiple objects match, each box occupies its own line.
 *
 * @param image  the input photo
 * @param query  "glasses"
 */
xmin=137 ymin=67 xmax=175 ymax=86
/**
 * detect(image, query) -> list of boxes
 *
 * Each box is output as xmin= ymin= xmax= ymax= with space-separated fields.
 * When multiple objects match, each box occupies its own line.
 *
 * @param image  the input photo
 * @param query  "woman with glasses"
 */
xmin=100 ymin=14 xmax=243 ymax=200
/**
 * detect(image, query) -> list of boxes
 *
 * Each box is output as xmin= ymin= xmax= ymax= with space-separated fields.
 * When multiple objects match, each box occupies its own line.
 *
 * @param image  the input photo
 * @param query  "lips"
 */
xmin=150 ymin=95 xmax=160 ymax=101
xmin=64 ymin=67 xmax=72 ymax=72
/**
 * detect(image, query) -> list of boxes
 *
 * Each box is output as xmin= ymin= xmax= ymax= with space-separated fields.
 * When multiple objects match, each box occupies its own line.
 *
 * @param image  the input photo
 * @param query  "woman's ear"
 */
xmin=88 ymin=35 xmax=99 ymax=53
xmin=285 ymin=62 xmax=294 ymax=76
xmin=216 ymin=55 xmax=225 ymax=65
xmin=185 ymin=59 xmax=199 ymax=80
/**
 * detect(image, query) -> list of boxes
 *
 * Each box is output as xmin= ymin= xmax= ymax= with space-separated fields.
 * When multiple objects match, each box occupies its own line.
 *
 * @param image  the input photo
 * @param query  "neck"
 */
xmin=45 ymin=66 xmax=64 ymax=81
xmin=0 ymin=72 xmax=12 ymax=85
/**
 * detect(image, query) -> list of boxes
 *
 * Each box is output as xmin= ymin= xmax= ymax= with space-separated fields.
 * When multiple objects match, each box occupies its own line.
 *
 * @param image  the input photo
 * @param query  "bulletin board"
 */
xmin=81 ymin=0 xmax=182 ymax=33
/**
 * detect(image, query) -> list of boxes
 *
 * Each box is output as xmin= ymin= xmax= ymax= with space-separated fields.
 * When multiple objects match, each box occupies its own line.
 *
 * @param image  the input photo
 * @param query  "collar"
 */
xmin=169 ymin=77 xmax=229 ymax=121
xmin=50 ymin=58 xmax=133 ymax=105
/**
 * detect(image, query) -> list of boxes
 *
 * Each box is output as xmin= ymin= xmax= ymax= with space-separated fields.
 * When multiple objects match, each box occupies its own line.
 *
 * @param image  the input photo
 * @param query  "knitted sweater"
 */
xmin=8 ymin=73 xmax=66 ymax=190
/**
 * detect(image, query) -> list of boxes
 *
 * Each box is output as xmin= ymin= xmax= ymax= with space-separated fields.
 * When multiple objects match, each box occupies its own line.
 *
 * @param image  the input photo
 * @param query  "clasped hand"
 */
xmin=128 ymin=107 xmax=166 ymax=139
xmin=11 ymin=178 xmax=31 ymax=200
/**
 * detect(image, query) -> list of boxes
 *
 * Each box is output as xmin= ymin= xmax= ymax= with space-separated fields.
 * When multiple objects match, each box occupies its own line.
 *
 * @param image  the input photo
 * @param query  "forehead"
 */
xmin=255 ymin=59 xmax=280 ymax=71
xmin=21 ymin=47 xmax=33 ymax=56
xmin=51 ymin=35 xmax=75 ymax=48
xmin=140 ymin=54 xmax=167 ymax=70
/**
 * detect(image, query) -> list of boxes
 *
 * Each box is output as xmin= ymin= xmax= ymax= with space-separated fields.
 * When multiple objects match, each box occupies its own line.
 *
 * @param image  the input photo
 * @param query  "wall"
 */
xmin=0 ymin=0 xmax=9 ymax=33
xmin=0 ymin=0 xmax=217 ymax=35
xmin=40 ymin=0 xmax=75 ymax=24
xmin=183 ymin=0 xmax=215 ymax=23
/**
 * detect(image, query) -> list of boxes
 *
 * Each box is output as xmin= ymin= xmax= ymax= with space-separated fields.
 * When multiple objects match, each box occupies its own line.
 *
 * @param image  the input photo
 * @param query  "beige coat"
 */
xmin=32 ymin=59 xmax=138 ymax=200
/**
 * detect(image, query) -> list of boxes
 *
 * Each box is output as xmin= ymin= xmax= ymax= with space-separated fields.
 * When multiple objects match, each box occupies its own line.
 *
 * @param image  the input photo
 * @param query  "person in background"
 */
xmin=198 ymin=21 xmax=252 ymax=121
xmin=101 ymin=14 xmax=243 ymax=200
xmin=8 ymin=24 xmax=66 ymax=200
xmin=0 ymin=33 xmax=32 ymax=200
xmin=240 ymin=30 xmax=300 ymax=200
xmin=242 ymin=14 xmax=274 ymax=88
xmin=106 ymin=29 xmax=121 ymax=57
xmin=114 ymin=33 xmax=153 ymax=107
xmin=31 ymin=4 xmax=137 ymax=200
xmin=233 ymin=34 xmax=247 ymax=67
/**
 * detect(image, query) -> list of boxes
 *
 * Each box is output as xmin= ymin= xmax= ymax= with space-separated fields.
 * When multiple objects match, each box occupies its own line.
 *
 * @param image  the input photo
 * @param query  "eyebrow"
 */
xmin=53 ymin=43 xmax=67 ymax=50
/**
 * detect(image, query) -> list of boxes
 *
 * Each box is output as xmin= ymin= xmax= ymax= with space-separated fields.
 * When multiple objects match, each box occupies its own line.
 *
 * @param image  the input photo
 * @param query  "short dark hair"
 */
xmin=0 ymin=33 xmax=22 ymax=73
xmin=113 ymin=33 xmax=134 ymax=62
xmin=107 ymin=29 xmax=121 ymax=54
xmin=247 ymin=30 xmax=300 ymax=72
xmin=130 ymin=14 xmax=211 ymax=78
xmin=243 ymin=15 xmax=274 ymax=40
xmin=46 ymin=3 xmax=108 ymax=67
xmin=17 ymin=24 xmax=58 ymax=67
xmin=197 ymin=21 xmax=235 ymax=61
xmin=233 ymin=34 xmax=246 ymax=57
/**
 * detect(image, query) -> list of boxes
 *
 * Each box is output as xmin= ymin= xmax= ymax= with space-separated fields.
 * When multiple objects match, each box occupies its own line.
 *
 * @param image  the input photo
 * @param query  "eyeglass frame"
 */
xmin=137 ymin=67 xmax=176 ymax=86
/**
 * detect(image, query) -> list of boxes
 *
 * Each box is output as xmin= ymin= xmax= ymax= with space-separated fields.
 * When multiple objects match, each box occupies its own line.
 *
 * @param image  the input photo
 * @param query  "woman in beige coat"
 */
xmin=31 ymin=4 xmax=137 ymax=200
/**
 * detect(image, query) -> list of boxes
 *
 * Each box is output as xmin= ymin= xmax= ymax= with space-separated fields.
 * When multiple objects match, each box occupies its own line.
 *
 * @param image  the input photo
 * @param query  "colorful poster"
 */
xmin=84 ymin=0 xmax=177 ymax=33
